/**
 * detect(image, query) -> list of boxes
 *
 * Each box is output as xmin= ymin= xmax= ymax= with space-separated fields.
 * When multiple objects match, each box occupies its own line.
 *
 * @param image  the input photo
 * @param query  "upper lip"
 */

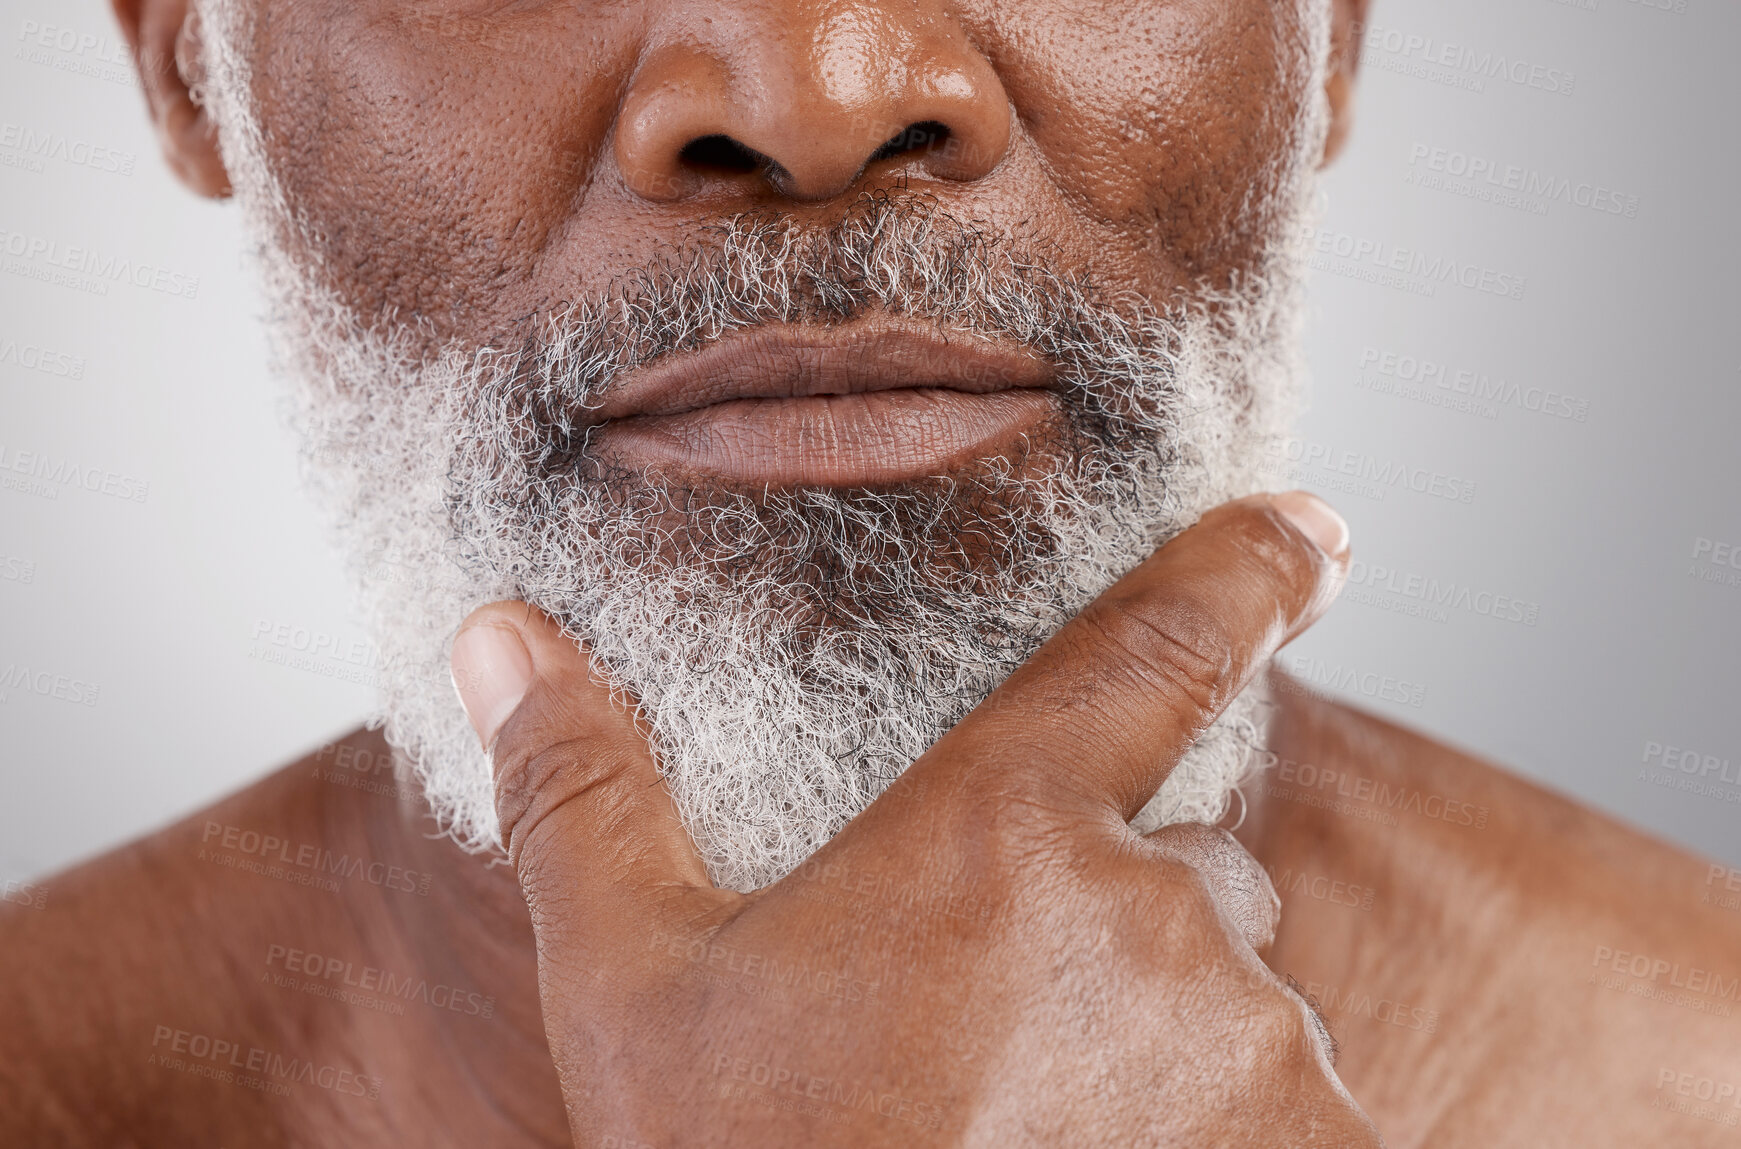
xmin=584 ymin=314 xmax=1057 ymax=424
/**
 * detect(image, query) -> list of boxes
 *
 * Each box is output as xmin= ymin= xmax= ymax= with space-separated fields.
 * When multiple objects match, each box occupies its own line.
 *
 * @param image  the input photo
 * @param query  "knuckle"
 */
xmin=1147 ymin=852 xmax=1213 ymax=899
xmin=494 ymin=714 xmax=643 ymax=862
xmin=1087 ymin=590 xmax=1237 ymax=714
xmin=1147 ymin=820 xmax=1235 ymax=859
xmin=1151 ymin=824 xmax=1280 ymax=925
xmin=1249 ymin=985 xmax=1325 ymax=1063
xmin=1128 ymin=848 xmax=1283 ymax=959
xmin=1255 ymin=976 xmax=1342 ymax=1071
xmin=1131 ymin=854 xmax=1228 ymax=944
xmin=488 ymin=708 xmax=552 ymax=836
xmin=518 ymin=857 xmax=583 ymax=930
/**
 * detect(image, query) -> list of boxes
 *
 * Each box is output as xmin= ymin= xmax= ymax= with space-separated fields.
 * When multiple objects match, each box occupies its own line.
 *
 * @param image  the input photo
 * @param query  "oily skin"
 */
xmin=166 ymin=0 xmax=1353 ymax=488
xmin=1 ymin=0 xmax=1732 ymax=1144
xmin=194 ymin=0 xmax=1346 ymax=343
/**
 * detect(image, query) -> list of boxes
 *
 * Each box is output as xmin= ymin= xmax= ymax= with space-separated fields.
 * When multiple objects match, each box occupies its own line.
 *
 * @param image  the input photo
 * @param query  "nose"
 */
xmin=615 ymin=2 xmax=1012 ymax=203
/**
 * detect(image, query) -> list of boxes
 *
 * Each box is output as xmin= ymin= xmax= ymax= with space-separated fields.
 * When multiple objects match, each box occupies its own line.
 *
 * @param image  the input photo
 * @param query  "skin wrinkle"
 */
xmin=968 ymin=1 xmax=1315 ymax=287
xmin=15 ymin=2 xmax=1733 ymax=1143
xmin=198 ymin=0 xmax=1318 ymax=963
xmin=223 ymin=0 xmax=1325 ymax=350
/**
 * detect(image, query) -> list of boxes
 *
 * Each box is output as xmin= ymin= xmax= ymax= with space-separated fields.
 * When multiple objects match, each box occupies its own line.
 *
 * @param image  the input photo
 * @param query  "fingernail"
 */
xmin=450 ymin=624 xmax=534 ymax=749
xmin=1271 ymin=490 xmax=1350 ymax=559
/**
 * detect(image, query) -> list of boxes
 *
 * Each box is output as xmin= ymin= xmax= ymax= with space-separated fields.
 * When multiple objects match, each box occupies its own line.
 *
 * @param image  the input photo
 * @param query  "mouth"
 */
xmin=583 ymin=315 xmax=1059 ymax=486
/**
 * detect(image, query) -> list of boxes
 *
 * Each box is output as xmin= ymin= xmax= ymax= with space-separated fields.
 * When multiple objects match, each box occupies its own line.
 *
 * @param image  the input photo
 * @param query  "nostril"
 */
xmin=678 ymin=134 xmax=766 ymax=175
xmin=669 ymin=119 xmax=966 ymax=200
xmin=869 ymin=121 xmax=951 ymax=163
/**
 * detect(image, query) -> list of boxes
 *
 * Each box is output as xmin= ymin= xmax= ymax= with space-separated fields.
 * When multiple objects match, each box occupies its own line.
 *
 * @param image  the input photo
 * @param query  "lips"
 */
xmin=583 ymin=316 xmax=1059 ymax=486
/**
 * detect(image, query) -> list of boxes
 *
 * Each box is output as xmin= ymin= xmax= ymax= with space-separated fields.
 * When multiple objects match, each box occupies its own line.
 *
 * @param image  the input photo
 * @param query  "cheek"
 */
xmin=974 ymin=0 xmax=1315 ymax=284
xmin=238 ymin=0 xmax=1316 ymax=338
xmin=252 ymin=3 xmax=634 ymax=329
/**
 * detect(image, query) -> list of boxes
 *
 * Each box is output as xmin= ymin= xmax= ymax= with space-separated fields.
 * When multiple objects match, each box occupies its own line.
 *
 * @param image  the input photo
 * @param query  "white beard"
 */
xmin=198 ymin=3 xmax=1325 ymax=891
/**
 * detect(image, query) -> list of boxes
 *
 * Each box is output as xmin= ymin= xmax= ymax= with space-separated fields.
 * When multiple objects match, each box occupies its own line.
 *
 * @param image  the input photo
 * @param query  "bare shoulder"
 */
xmin=1263 ymin=679 xmax=1736 ymax=913
xmin=1250 ymin=680 xmax=1741 ymax=1147
xmin=0 ymin=731 xmax=393 ymax=1146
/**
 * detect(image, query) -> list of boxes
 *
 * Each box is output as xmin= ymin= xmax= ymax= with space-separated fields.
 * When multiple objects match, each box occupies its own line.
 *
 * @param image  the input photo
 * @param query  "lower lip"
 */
xmin=590 ymin=388 xmax=1057 ymax=486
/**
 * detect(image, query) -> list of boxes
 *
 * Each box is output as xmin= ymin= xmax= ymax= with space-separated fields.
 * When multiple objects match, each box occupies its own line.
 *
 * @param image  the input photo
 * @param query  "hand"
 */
xmin=449 ymin=492 xmax=1381 ymax=1147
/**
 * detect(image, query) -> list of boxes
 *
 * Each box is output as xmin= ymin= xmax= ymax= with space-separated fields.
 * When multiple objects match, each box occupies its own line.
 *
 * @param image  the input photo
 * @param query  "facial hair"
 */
xmin=198 ymin=6 xmax=1322 ymax=892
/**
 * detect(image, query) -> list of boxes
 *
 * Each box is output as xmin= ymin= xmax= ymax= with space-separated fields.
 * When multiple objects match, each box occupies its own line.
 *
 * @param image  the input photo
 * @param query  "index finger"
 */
xmin=909 ymin=491 xmax=1348 ymax=821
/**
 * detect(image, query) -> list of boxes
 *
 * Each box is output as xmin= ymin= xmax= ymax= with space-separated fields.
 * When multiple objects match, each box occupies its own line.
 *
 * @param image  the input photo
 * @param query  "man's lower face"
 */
xmin=284 ymin=195 xmax=1302 ymax=891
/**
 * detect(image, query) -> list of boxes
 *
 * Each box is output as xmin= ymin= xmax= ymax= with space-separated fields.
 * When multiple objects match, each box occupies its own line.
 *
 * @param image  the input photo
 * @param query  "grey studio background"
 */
xmin=2 ymin=0 xmax=1737 ymax=887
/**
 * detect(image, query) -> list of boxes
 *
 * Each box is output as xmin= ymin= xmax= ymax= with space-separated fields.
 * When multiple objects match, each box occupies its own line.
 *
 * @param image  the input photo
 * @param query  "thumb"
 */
xmin=449 ymin=602 xmax=717 ymax=958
